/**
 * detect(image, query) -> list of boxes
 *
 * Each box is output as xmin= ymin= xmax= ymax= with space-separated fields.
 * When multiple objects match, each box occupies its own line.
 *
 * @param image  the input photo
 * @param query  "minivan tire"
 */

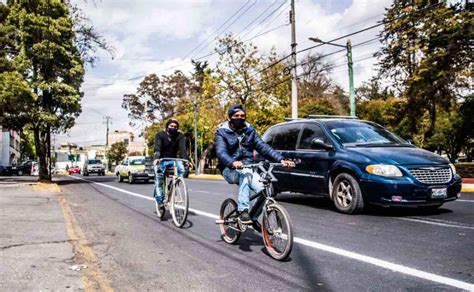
xmin=332 ymin=173 xmax=364 ymax=214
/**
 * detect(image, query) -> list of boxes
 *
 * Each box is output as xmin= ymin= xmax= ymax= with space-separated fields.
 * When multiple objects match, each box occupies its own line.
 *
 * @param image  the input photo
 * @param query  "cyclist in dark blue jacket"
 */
xmin=215 ymin=104 xmax=294 ymax=226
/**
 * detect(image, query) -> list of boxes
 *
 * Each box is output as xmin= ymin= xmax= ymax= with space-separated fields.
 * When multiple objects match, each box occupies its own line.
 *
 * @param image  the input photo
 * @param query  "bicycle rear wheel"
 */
xmin=219 ymin=198 xmax=241 ymax=244
xmin=170 ymin=177 xmax=189 ymax=228
xmin=262 ymin=203 xmax=294 ymax=260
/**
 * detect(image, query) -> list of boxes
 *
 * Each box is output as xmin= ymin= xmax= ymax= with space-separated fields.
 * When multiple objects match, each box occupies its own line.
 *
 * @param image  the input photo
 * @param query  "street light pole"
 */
xmin=308 ymin=37 xmax=356 ymax=116
xmin=290 ymin=0 xmax=298 ymax=119
xmin=192 ymin=92 xmax=199 ymax=176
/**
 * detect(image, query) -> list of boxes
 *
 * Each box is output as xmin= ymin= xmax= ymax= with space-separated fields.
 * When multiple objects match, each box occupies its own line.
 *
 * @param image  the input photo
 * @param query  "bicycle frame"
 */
xmin=217 ymin=162 xmax=283 ymax=229
xmin=156 ymin=158 xmax=188 ymax=203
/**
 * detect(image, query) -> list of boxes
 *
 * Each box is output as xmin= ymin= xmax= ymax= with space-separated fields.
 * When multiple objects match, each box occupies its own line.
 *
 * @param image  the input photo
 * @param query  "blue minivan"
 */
xmin=262 ymin=117 xmax=462 ymax=214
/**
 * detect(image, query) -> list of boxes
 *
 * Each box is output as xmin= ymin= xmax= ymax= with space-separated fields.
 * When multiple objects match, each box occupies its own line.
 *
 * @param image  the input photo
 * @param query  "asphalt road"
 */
xmin=57 ymin=174 xmax=474 ymax=291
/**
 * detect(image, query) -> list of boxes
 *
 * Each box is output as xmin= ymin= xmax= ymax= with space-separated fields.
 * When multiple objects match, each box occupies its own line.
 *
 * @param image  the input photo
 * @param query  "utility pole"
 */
xmin=290 ymin=0 xmax=298 ymax=119
xmin=192 ymin=91 xmax=199 ymax=176
xmin=346 ymin=39 xmax=355 ymax=117
xmin=104 ymin=116 xmax=111 ymax=146
xmin=104 ymin=116 xmax=111 ymax=172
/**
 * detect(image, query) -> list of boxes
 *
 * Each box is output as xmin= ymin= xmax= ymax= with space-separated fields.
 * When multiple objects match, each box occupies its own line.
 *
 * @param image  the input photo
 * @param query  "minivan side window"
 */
xmin=272 ymin=124 xmax=301 ymax=150
xmin=298 ymin=123 xmax=329 ymax=149
xmin=262 ymin=127 xmax=276 ymax=146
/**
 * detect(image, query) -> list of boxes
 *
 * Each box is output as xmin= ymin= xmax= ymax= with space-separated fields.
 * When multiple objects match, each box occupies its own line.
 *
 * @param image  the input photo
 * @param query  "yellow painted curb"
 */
xmin=462 ymin=186 xmax=474 ymax=192
xmin=188 ymin=174 xmax=224 ymax=181
xmin=33 ymin=182 xmax=61 ymax=193
xmin=56 ymin=191 xmax=114 ymax=292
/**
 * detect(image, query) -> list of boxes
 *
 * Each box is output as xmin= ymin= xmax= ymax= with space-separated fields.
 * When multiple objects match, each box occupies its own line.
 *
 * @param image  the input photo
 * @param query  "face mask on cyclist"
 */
xmin=167 ymin=127 xmax=178 ymax=135
xmin=230 ymin=118 xmax=246 ymax=130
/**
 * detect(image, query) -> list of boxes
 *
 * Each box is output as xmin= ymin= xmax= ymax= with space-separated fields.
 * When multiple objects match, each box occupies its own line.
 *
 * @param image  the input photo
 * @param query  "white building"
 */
xmin=0 ymin=126 xmax=21 ymax=166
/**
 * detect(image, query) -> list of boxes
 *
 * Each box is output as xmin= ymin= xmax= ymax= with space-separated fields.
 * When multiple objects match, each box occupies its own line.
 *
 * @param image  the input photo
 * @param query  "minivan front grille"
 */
xmin=409 ymin=167 xmax=452 ymax=184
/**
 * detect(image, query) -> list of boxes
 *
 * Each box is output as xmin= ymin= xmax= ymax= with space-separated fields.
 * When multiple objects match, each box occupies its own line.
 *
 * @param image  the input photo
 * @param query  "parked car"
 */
xmin=68 ymin=166 xmax=81 ymax=175
xmin=83 ymin=159 xmax=106 ymax=176
xmin=115 ymin=156 xmax=154 ymax=184
xmin=0 ymin=165 xmax=12 ymax=176
xmin=12 ymin=160 xmax=34 ymax=176
xmin=261 ymin=117 xmax=462 ymax=214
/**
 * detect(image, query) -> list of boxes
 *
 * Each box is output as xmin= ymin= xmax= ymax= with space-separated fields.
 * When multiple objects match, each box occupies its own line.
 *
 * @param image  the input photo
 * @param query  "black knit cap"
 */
xmin=166 ymin=118 xmax=179 ymax=129
xmin=227 ymin=104 xmax=246 ymax=118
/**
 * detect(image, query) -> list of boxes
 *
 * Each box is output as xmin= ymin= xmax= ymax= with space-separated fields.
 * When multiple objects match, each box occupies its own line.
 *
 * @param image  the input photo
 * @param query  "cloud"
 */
xmin=58 ymin=0 xmax=393 ymax=146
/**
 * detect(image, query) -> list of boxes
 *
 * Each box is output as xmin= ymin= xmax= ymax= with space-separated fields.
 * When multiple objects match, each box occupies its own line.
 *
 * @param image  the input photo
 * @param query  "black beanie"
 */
xmin=227 ymin=104 xmax=246 ymax=118
xmin=166 ymin=118 xmax=179 ymax=129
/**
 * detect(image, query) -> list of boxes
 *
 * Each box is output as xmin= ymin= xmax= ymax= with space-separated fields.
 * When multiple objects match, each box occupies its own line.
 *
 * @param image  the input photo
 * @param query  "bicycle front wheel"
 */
xmin=219 ymin=198 xmax=241 ymax=244
xmin=170 ymin=177 xmax=189 ymax=228
xmin=262 ymin=203 xmax=294 ymax=261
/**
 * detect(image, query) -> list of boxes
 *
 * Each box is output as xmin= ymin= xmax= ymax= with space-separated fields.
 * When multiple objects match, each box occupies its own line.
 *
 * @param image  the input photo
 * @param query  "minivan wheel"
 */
xmin=332 ymin=173 xmax=364 ymax=214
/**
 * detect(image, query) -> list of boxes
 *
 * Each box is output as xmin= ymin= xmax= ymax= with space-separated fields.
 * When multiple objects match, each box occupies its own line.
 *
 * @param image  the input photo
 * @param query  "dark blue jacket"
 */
xmin=214 ymin=121 xmax=284 ymax=171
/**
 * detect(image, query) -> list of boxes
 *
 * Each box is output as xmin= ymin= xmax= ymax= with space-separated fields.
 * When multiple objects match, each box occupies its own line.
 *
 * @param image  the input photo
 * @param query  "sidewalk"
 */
xmin=0 ymin=181 xmax=83 ymax=291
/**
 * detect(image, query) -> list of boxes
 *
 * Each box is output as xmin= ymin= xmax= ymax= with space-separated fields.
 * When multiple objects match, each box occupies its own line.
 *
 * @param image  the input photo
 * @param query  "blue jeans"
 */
xmin=222 ymin=167 xmax=265 ymax=217
xmin=154 ymin=160 xmax=185 ymax=204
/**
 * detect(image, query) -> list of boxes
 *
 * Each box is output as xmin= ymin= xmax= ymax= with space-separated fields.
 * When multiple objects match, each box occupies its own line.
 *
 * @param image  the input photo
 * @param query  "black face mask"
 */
xmin=230 ymin=118 xmax=246 ymax=130
xmin=167 ymin=127 xmax=178 ymax=135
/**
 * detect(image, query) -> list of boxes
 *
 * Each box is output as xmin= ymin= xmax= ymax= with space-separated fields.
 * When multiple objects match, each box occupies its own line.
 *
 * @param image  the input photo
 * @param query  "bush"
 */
xmin=455 ymin=163 xmax=474 ymax=178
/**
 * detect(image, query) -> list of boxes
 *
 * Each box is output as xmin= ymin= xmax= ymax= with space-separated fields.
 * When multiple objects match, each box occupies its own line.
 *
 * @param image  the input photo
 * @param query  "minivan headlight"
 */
xmin=449 ymin=163 xmax=456 ymax=175
xmin=366 ymin=164 xmax=403 ymax=177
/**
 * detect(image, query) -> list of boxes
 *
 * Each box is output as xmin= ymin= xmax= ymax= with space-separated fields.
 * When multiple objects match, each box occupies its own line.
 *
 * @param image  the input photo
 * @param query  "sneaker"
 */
xmin=238 ymin=211 xmax=253 ymax=225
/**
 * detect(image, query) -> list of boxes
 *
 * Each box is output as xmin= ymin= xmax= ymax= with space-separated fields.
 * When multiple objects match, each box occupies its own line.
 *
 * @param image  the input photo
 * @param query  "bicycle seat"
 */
xmin=164 ymin=168 xmax=175 ymax=176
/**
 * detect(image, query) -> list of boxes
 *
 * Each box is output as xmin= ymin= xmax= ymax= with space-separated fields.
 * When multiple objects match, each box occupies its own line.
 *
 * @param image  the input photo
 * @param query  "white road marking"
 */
xmin=457 ymin=200 xmax=474 ymax=203
xmin=67 ymin=175 xmax=474 ymax=291
xmin=397 ymin=217 xmax=474 ymax=230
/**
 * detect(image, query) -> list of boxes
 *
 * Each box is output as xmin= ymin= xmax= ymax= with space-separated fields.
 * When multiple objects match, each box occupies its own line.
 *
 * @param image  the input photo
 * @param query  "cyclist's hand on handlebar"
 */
xmin=281 ymin=160 xmax=295 ymax=168
xmin=153 ymin=159 xmax=159 ymax=166
xmin=232 ymin=161 xmax=244 ymax=169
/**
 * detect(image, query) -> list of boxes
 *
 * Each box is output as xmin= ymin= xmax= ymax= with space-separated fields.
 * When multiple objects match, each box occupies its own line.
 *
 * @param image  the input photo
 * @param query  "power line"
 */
xmin=182 ymin=0 xmax=252 ymax=60
xmin=191 ymin=0 xmax=257 ymax=58
xmin=240 ymin=0 xmax=288 ymax=40
xmin=234 ymin=1 xmax=280 ymax=40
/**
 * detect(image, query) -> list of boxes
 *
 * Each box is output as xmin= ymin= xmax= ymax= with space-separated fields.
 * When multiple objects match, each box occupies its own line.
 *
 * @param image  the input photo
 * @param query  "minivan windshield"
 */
xmin=87 ymin=160 xmax=102 ymax=164
xmin=324 ymin=121 xmax=409 ymax=147
xmin=130 ymin=158 xmax=146 ymax=165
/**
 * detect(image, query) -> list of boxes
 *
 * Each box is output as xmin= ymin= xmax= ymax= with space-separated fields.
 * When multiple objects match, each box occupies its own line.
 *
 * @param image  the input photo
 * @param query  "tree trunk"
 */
xmin=33 ymin=126 xmax=51 ymax=182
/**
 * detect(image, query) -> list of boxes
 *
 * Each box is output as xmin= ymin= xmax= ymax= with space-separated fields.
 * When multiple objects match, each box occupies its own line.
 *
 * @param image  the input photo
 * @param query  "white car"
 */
xmin=115 ymin=156 xmax=154 ymax=184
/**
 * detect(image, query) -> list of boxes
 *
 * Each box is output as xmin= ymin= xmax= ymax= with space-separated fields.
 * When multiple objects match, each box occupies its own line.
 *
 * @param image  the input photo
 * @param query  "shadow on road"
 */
xmin=276 ymin=193 xmax=453 ymax=217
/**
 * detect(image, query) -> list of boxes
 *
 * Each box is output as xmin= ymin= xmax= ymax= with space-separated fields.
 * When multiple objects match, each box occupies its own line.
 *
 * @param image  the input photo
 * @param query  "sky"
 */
xmin=56 ymin=0 xmax=394 ymax=146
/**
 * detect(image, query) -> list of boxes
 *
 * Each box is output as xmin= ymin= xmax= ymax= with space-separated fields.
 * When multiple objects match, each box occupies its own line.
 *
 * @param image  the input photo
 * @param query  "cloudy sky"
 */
xmin=56 ymin=0 xmax=393 ymax=146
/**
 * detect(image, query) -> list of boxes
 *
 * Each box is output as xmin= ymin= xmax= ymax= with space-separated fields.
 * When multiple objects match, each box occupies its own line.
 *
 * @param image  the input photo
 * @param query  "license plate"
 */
xmin=431 ymin=188 xmax=447 ymax=199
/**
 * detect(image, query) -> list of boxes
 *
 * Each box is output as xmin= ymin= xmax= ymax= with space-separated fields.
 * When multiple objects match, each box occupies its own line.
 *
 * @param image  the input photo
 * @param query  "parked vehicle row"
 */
xmin=261 ymin=117 xmax=462 ymax=214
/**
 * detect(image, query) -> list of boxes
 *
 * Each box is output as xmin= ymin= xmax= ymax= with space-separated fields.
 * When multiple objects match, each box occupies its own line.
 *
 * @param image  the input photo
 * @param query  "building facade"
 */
xmin=0 ymin=126 xmax=21 ymax=166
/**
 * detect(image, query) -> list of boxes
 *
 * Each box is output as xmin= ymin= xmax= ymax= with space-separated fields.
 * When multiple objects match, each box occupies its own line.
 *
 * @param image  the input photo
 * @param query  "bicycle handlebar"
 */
xmin=155 ymin=158 xmax=190 ymax=163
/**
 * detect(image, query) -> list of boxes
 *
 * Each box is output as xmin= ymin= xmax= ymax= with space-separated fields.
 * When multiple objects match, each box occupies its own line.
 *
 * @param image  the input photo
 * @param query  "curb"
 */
xmin=462 ymin=183 xmax=474 ymax=192
xmin=33 ymin=182 xmax=61 ymax=193
xmin=188 ymin=174 xmax=224 ymax=181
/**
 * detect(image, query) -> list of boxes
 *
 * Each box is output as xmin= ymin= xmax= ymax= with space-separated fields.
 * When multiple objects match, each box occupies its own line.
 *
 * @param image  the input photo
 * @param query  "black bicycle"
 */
xmin=154 ymin=158 xmax=189 ymax=228
xmin=215 ymin=162 xmax=294 ymax=261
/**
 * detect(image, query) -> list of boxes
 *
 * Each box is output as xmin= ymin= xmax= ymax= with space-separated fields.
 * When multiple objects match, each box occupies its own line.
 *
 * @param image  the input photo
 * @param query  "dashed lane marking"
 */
xmin=67 ymin=175 xmax=474 ymax=291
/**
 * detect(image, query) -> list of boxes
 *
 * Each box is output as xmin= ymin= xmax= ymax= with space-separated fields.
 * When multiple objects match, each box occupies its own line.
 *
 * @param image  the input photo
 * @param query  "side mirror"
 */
xmin=311 ymin=138 xmax=334 ymax=150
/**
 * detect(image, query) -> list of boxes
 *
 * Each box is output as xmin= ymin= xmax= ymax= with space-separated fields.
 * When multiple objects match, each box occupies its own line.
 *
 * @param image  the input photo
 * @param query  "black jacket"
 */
xmin=153 ymin=131 xmax=188 ymax=160
xmin=214 ymin=121 xmax=284 ymax=171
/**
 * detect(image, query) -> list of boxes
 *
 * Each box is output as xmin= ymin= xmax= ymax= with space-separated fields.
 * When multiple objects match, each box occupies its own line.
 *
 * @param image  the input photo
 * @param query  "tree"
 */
xmin=20 ymin=130 xmax=36 ymax=161
xmin=378 ymin=1 xmax=473 ymax=143
xmin=0 ymin=1 xmax=109 ymax=181
xmin=122 ymin=71 xmax=192 ymax=128
xmin=107 ymin=141 xmax=127 ymax=166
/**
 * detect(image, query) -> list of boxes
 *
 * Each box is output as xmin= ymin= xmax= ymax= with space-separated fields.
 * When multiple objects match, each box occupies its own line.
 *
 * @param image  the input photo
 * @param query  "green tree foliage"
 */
xmin=378 ymin=0 xmax=473 ymax=143
xmin=0 ymin=0 xmax=109 ymax=180
xmin=107 ymin=141 xmax=127 ymax=166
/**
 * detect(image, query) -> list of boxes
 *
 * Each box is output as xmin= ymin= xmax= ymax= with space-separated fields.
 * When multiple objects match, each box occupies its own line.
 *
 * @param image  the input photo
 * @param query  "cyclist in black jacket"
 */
xmin=153 ymin=118 xmax=188 ymax=209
